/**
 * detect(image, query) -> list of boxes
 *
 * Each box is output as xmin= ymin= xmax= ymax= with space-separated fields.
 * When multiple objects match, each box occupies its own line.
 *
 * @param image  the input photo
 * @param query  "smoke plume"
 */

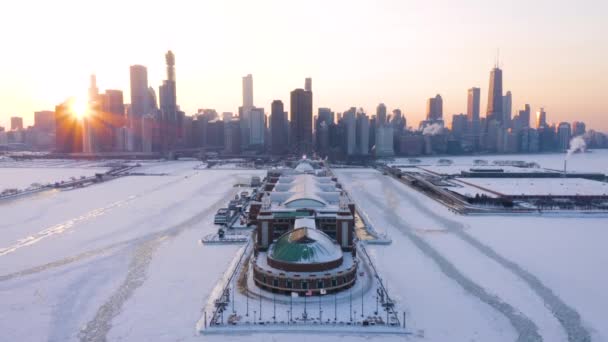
xmin=422 ymin=123 xmax=443 ymax=136
xmin=567 ymin=136 xmax=586 ymax=157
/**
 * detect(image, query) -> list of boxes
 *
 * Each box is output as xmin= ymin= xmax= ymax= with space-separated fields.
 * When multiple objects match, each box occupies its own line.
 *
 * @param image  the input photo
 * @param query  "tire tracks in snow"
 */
xmin=77 ymin=175 xmax=239 ymax=342
xmin=340 ymin=171 xmax=542 ymax=342
xmin=376 ymin=174 xmax=591 ymax=342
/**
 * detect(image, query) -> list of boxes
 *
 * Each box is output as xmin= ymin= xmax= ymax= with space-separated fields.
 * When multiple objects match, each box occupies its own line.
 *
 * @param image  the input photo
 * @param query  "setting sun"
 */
xmin=69 ymin=98 xmax=89 ymax=119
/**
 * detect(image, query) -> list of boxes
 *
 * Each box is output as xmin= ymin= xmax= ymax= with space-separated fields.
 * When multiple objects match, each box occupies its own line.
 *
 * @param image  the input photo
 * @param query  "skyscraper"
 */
xmin=467 ymin=87 xmax=481 ymax=148
xmin=426 ymin=94 xmax=443 ymax=120
xmin=10 ymin=117 xmax=23 ymax=131
xmin=536 ymin=108 xmax=547 ymax=128
xmin=486 ymin=66 xmax=503 ymax=124
xmin=248 ymin=107 xmax=265 ymax=147
xmin=520 ymin=104 xmax=531 ymax=128
xmin=342 ymin=108 xmax=357 ymax=156
xmin=502 ymin=90 xmax=512 ymax=127
xmin=55 ymin=99 xmax=84 ymax=153
xmin=572 ymin=121 xmax=586 ymax=136
xmin=88 ymin=75 xmax=99 ymax=102
xmin=290 ymin=82 xmax=313 ymax=154
xmin=451 ymin=114 xmax=468 ymax=138
xmin=98 ymin=89 xmax=125 ymax=152
xmin=242 ymin=74 xmax=253 ymax=109
xmin=376 ymin=103 xmax=387 ymax=125
xmin=130 ymin=65 xmax=149 ymax=117
xmin=356 ymin=111 xmax=370 ymax=155
xmin=305 ymin=77 xmax=312 ymax=92
xmin=159 ymin=51 xmax=178 ymax=151
xmin=240 ymin=74 xmax=254 ymax=148
xmin=270 ymin=100 xmax=288 ymax=155
xmin=34 ymin=111 xmax=55 ymax=133
xmin=557 ymin=122 xmax=572 ymax=150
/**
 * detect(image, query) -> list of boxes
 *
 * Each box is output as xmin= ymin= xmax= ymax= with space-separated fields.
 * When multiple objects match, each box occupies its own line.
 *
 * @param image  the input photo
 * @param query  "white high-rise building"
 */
xmin=242 ymin=74 xmax=253 ymax=109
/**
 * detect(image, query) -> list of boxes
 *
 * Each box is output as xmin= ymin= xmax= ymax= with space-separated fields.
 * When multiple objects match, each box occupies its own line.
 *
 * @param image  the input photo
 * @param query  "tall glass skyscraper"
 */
xmin=486 ymin=66 xmax=503 ymax=124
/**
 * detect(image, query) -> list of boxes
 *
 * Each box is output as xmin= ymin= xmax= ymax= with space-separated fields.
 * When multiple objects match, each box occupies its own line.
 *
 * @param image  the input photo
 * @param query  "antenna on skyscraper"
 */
xmin=495 ymin=48 xmax=500 ymax=68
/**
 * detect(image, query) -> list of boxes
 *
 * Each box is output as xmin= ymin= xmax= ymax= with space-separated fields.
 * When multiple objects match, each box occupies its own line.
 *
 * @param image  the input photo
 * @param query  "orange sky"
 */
xmin=1 ymin=0 xmax=607 ymax=131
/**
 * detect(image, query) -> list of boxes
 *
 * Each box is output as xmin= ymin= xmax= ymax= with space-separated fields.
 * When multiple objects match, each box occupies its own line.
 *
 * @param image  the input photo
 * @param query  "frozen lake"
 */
xmin=0 ymin=156 xmax=606 ymax=342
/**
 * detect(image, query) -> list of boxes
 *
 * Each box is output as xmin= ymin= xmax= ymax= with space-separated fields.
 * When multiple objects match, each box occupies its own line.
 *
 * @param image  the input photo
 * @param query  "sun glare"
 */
xmin=70 ymin=98 xmax=89 ymax=119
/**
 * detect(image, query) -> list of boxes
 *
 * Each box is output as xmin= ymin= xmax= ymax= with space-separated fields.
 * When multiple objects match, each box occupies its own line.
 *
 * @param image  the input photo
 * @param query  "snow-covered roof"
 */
xmin=269 ymin=174 xmax=341 ymax=209
xmin=294 ymin=160 xmax=315 ymax=173
xmin=457 ymin=178 xmax=608 ymax=197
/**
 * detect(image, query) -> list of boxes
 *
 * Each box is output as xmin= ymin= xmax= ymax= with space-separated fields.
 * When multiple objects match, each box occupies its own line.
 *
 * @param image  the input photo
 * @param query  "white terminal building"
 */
xmin=249 ymin=158 xmax=358 ymax=295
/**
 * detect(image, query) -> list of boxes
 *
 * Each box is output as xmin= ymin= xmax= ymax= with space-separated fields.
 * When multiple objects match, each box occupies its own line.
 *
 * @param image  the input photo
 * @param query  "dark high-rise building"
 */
xmin=536 ymin=108 xmax=547 ymax=128
xmin=316 ymin=108 xmax=334 ymax=155
xmin=376 ymin=103 xmax=387 ymax=125
xmin=129 ymin=65 xmax=148 ymax=151
xmin=426 ymin=94 xmax=443 ymax=120
xmin=502 ymin=90 xmax=512 ymax=127
xmin=557 ymin=122 xmax=572 ymax=150
xmin=224 ymin=119 xmax=241 ymax=155
xmin=451 ymin=114 xmax=468 ymax=138
xmin=130 ymin=65 xmax=149 ymax=117
xmin=34 ymin=111 xmax=55 ymax=133
xmin=101 ymin=90 xmax=125 ymax=151
xmin=10 ymin=117 xmax=23 ymax=131
xmin=317 ymin=108 xmax=334 ymax=126
xmin=54 ymin=99 xmax=83 ymax=153
xmin=159 ymin=51 xmax=178 ymax=151
xmin=290 ymin=84 xmax=313 ymax=154
xmin=466 ymin=87 xmax=481 ymax=148
xmin=520 ymin=104 xmax=531 ymax=128
xmin=270 ymin=100 xmax=288 ymax=155
xmin=572 ymin=121 xmax=586 ymax=136
xmin=486 ymin=66 xmax=503 ymax=124
xmin=305 ymin=77 xmax=312 ymax=92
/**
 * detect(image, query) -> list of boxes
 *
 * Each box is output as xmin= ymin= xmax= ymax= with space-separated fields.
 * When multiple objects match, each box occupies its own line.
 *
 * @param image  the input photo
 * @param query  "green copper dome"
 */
xmin=268 ymin=228 xmax=342 ymax=265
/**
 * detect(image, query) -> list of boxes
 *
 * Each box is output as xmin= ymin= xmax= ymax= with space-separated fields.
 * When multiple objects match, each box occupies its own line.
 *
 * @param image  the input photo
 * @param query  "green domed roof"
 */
xmin=268 ymin=228 xmax=342 ymax=264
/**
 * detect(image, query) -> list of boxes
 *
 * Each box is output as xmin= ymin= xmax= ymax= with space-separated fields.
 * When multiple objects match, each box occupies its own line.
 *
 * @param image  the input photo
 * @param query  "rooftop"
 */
xmin=268 ymin=228 xmax=342 ymax=265
xmin=456 ymin=177 xmax=608 ymax=197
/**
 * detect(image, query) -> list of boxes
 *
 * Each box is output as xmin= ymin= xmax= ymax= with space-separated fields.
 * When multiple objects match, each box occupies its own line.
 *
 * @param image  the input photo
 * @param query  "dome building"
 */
xmin=251 ymin=158 xmax=358 ymax=295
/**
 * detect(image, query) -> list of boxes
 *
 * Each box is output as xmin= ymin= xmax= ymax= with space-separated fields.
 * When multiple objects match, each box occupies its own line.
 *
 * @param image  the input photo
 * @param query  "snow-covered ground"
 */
xmin=0 ymin=161 xmax=264 ymax=341
xmin=1 ymin=157 xmax=606 ymax=342
xmin=335 ymin=168 xmax=607 ymax=342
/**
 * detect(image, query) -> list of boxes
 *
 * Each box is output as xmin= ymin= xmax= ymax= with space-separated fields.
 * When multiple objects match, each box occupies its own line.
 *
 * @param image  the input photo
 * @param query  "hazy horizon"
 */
xmin=1 ymin=0 xmax=607 ymax=131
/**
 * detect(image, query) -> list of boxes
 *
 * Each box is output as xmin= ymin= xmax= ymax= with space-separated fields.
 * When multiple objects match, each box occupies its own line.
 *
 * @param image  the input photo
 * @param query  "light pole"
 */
xmin=349 ymin=288 xmax=353 ymax=322
xmin=361 ymin=291 xmax=364 ymax=318
xmin=334 ymin=293 xmax=337 ymax=321
xmin=319 ymin=293 xmax=322 ymax=322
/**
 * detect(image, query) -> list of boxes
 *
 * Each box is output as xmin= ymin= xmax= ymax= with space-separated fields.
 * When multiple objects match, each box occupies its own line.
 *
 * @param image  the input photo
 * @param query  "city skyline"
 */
xmin=1 ymin=0 xmax=607 ymax=131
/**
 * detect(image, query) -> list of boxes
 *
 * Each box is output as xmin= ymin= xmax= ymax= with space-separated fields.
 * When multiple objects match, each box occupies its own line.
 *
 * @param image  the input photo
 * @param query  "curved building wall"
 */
xmin=252 ymin=259 xmax=357 ymax=295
